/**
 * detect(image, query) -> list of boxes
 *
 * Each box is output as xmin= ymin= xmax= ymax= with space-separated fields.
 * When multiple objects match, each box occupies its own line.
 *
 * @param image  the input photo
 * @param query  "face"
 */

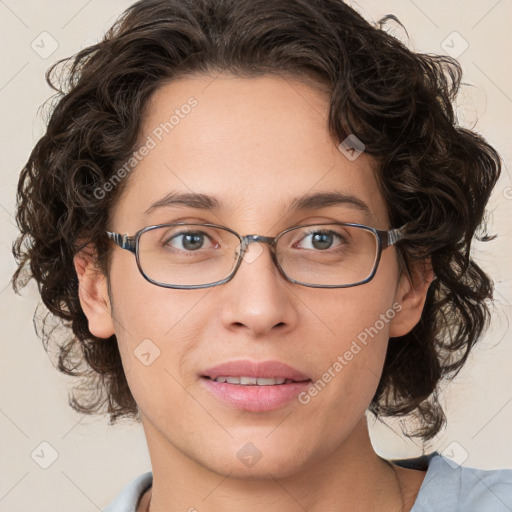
xmin=79 ymin=73 xmax=428 ymax=480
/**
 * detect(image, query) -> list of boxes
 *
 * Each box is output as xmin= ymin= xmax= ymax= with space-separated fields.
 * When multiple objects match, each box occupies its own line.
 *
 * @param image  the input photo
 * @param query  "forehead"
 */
xmin=111 ymin=74 xmax=389 ymax=231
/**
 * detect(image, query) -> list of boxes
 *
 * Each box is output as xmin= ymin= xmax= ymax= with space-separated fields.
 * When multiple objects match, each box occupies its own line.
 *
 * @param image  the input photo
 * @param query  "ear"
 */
xmin=389 ymin=257 xmax=434 ymax=338
xmin=73 ymin=245 xmax=115 ymax=339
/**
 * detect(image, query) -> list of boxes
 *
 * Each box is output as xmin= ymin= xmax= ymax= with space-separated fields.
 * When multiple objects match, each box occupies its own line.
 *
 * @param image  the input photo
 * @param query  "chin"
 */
xmin=197 ymin=444 xmax=311 ymax=481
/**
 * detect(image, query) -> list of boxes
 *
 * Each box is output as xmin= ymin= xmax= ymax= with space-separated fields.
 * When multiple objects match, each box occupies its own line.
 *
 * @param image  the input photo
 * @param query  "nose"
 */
xmin=217 ymin=240 xmax=299 ymax=337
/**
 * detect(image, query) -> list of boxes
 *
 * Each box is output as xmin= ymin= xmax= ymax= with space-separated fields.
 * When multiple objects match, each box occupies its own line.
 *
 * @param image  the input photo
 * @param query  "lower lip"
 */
xmin=201 ymin=377 xmax=312 ymax=412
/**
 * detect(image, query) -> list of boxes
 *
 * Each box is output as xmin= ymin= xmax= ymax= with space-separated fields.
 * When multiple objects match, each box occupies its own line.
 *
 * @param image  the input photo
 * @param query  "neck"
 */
xmin=139 ymin=414 xmax=413 ymax=512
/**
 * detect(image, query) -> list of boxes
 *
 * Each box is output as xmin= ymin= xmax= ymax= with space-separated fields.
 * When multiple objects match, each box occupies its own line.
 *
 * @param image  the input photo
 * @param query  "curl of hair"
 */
xmin=12 ymin=0 xmax=501 ymax=439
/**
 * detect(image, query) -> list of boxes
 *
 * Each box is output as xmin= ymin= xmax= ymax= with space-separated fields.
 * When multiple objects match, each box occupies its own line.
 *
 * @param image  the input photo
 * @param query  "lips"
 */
xmin=200 ymin=359 xmax=312 ymax=412
xmin=201 ymin=359 xmax=310 ymax=382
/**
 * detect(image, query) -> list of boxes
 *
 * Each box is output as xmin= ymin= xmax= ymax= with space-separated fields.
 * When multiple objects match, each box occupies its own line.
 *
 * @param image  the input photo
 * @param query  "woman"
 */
xmin=12 ymin=0 xmax=512 ymax=510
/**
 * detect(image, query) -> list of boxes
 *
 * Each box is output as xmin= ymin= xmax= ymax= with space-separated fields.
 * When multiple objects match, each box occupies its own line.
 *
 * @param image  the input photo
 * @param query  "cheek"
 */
xmin=108 ymin=261 xmax=211 ymax=393
xmin=316 ymin=267 xmax=399 ymax=354
xmin=109 ymin=251 xmax=207 ymax=337
xmin=110 ymin=289 xmax=211 ymax=426
xmin=303 ymin=257 xmax=400 ymax=403
xmin=317 ymin=288 xmax=394 ymax=377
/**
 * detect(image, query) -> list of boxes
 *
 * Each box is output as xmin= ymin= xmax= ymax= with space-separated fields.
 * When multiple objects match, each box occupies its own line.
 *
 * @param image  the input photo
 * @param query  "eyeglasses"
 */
xmin=106 ymin=222 xmax=407 ymax=289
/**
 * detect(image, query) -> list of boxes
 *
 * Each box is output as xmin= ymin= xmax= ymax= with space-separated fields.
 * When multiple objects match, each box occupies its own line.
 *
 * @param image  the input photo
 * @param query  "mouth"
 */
xmin=201 ymin=375 xmax=310 ymax=386
xmin=199 ymin=360 xmax=312 ymax=412
xmin=201 ymin=359 xmax=310 ymax=382
xmin=200 ymin=376 xmax=312 ymax=412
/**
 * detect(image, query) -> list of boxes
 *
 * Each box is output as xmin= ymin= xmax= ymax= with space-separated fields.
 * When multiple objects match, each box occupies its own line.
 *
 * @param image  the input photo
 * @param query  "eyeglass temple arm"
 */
xmin=106 ymin=231 xmax=137 ymax=253
xmin=381 ymin=225 xmax=407 ymax=248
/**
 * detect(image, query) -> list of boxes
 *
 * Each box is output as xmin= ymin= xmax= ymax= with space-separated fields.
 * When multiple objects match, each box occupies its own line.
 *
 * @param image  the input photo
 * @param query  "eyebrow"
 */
xmin=144 ymin=190 xmax=372 ymax=218
xmin=286 ymin=191 xmax=371 ymax=218
xmin=144 ymin=192 xmax=220 ymax=215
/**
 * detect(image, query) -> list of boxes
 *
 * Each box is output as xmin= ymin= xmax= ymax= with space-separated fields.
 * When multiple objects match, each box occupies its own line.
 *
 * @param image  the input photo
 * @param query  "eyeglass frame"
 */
xmin=105 ymin=221 xmax=407 ymax=289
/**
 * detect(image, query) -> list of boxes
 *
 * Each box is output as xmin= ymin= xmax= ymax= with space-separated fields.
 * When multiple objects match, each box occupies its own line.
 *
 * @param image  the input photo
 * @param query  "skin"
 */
xmin=74 ymin=74 xmax=433 ymax=512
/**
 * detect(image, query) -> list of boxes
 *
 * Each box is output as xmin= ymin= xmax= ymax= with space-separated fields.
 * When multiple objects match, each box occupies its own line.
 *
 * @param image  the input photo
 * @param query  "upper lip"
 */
xmin=202 ymin=360 xmax=310 ymax=381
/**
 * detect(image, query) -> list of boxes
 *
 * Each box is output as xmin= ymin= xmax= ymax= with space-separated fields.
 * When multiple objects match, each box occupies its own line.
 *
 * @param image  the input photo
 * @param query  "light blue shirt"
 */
xmin=103 ymin=452 xmax=512 ymax=511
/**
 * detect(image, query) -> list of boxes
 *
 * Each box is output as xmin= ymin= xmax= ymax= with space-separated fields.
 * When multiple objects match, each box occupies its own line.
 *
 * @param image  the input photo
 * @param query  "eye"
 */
xmin=294 ymin=229 xmax=347 ymax=251
xmin=164 ymin=230 xmax=218 ymax=251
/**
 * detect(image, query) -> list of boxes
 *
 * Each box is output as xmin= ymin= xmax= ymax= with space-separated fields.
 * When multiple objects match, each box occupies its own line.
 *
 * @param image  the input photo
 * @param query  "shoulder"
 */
xmin=103 ymin=471 xmax=153 ymax=512
xmin=452 ymin=457 xmax=512 ymax=511
xmin=394 ymin=452 xmax=512 ymax=512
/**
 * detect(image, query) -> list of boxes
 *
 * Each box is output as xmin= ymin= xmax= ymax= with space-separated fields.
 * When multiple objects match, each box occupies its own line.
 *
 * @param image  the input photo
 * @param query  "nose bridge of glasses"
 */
xmin=239 ymin=234 xmax=276 ymax=252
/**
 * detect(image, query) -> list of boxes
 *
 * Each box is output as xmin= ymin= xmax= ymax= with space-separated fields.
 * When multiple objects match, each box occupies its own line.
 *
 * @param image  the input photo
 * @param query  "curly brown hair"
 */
xmin=12 ymin=0 xmax=501 ymax=441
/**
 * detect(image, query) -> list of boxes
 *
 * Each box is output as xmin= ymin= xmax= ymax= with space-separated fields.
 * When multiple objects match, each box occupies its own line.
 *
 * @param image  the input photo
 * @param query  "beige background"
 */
xmin=1 ymin=1 xmax=511 ymax=510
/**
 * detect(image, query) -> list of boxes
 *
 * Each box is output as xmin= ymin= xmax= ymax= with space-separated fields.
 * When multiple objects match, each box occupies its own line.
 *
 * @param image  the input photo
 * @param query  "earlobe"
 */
xmin=389 ymin=258 xmax=434 ymax=338
xmin=73 ymin=247 xmax=115 ymax=339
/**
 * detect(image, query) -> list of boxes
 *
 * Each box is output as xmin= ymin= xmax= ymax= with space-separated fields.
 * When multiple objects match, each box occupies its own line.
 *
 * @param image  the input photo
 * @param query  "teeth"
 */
xmin=213 ymin=376 xmax=289 ymax=385
xmin=239 ymin=376 xmax=258 ymax=385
